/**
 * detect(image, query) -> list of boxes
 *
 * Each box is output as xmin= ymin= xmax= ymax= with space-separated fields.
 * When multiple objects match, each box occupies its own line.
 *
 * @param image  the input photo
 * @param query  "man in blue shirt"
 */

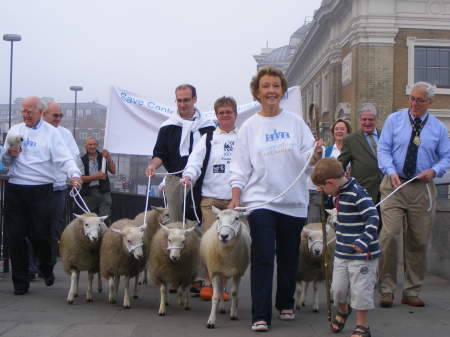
xmin=377 ymin=82 xmax=450 ymax=308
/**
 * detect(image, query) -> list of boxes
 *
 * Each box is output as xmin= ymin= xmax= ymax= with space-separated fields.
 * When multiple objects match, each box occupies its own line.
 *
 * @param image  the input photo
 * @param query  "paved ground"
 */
xmin=0 ymin=261 xmax=449 ymax=337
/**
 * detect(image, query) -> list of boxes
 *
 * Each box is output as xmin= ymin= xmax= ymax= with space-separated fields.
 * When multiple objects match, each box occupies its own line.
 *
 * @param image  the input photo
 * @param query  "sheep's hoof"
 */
xmin=206 ymin=323 xmax=215 ymax=329
xmin=86 ymin=298 xmax=93 ymax=303
xmin=74 ymin=294 xmax=78 ymax=298
xmin=67 ymin=300 xmax=74 ymax=305
xmin=219 ymin=309 xmax=226 ymax=314
xmin=230 ymin=316 xmax=238 ymax=321
xmin=158 ymin=312 xmax=166 ymax=316
xmin=108 ymin=299 xmax=116 ymax=304
xmin=123 ymin=305 xmax=131 ymax=309
xmin=133 ymin=295 xmax=138 ymax=299
xmin=98 ymin=289 xmax=103 ymax=293
xmin=312 ymin=308 xmax=319 ymax=313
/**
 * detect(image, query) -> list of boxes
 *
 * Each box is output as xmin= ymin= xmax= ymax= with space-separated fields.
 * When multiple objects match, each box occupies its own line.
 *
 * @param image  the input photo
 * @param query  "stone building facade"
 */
xmin=283 ymin=0 xmax=450 ymax=141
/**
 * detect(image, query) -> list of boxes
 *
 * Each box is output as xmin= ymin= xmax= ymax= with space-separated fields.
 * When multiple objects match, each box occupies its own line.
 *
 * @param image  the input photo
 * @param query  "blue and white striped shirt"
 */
xmin=335 ymin=178 xmax=380 ymax=260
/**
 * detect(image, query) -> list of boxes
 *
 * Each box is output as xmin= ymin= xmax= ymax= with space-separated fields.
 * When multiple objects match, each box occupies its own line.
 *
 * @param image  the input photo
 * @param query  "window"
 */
xmin=414 ymin=47 xmax=450 ymax=88
xmin=80 ymin=131 xmax=88 ymax=140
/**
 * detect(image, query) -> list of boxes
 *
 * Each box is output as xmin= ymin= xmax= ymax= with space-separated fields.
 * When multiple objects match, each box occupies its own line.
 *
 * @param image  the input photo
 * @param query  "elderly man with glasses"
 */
xmin=377 ymin=82 xmax=450 ymax=308
xmin=43 ymin=102 xmax=80 ymax=266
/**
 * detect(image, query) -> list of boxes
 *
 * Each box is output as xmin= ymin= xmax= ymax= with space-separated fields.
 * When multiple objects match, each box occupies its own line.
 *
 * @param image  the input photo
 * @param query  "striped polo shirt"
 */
xmin=335 ymin=177 xmax=380 ymax=260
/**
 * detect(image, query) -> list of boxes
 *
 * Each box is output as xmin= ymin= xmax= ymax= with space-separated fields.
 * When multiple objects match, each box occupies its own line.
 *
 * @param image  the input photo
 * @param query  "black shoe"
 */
xmin=14 ymin=288 xmax=29 ymax=295
xmin=44 ymin=273 xmax=55 ymax=286
xmin=29 ymin=272 xmax=37 ymax=281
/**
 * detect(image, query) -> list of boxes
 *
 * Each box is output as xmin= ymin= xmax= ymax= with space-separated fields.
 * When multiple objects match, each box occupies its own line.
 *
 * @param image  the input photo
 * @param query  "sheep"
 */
xmin=148 ymin=221 xmax=200 ymax=316
xmin=59 ymin=213 xmax=108 ymax=304
xmin=100 ymin=219 xmax=146 ymax=308
xmin=134 ymin=207 xmax=170 ymax=284
xmin=295 ymin=221 xmax=336 ymax=312
xmin=200 ymin=206 xmax=251 ymax=329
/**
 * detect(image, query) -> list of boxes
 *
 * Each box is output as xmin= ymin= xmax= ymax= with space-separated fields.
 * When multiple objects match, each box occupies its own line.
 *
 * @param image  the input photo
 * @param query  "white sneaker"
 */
xmin=251 ymin=322 xmax=269 ymax=332
xmin=279 ymin=311 xmax=295 ymax=321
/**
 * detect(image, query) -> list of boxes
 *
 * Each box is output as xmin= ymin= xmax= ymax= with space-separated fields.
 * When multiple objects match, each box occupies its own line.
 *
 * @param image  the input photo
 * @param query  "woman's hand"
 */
xmin=310 ymin=139 xmax=324 ymax=165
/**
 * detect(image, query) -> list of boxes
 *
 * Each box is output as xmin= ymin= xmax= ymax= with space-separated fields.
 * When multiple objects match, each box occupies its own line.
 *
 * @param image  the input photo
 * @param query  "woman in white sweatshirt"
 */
xmin=228 ymin=67 xmax=322 ymax=331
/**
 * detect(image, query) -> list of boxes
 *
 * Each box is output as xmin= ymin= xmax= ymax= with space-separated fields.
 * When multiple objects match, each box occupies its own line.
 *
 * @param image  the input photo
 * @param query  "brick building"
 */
xmin=280 ymin=0 xmax=450 ymax=141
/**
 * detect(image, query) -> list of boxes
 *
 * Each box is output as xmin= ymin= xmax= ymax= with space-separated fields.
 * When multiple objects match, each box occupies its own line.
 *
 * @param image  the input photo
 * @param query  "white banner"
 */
xmin=105 ymin=86 xmax=302 ymax=156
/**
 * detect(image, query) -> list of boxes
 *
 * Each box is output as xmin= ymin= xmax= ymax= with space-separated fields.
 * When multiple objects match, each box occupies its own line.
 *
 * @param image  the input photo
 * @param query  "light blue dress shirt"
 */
xmin=378 ymin=108 xmax=450 ymax=178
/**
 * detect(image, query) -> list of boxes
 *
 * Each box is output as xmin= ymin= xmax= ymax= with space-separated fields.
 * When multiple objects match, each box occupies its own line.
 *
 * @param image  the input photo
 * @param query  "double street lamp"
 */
xmin=69 ymin=86 xmax=83 ymax=141
xmin=3 ymin=34 xmax=21 ymax=131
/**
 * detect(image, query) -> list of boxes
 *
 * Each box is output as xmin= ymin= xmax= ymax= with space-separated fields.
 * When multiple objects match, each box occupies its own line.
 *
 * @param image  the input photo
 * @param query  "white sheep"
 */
xmin=134 ymin=207 xmax=170 ymax=284
xmin=295 ymin=221 xmax=335 ymax=312
xmin=148 ymin=222 xmax=199 ymax=316
xmin=200 ymin=207 xmax=251 ymax=329
xmin=59 ymin=213 xmax=107 ymax=304
xmin=100 ymin=219 xmax=146 ymax=308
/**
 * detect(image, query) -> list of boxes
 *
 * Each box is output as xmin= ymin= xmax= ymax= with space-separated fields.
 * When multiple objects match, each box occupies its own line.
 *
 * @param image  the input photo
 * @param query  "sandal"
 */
xmin=330 ymin=306 xmax=352 ymax=333
xmin=351 ymin=325 xmax=371 ymax=337
xmin=251 ymin=321 xmax=269 ymax=332
xmin=279 ymin=309 xmax=295 ymax=321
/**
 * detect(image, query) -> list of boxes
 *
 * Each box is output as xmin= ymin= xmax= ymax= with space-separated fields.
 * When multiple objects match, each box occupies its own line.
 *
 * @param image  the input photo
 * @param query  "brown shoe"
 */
xmin=380 ymin=293 xmax=394 ymax=308
xmin=401 ymin=296 xmax=425 ymax=307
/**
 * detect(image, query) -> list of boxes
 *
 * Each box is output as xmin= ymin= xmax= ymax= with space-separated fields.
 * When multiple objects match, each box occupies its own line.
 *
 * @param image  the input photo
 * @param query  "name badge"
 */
xmin=213 ymin=164 xmax=225 ymax=173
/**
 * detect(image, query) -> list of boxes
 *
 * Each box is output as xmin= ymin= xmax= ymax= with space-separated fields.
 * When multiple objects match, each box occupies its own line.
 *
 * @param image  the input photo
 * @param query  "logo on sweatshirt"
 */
xmin=265 ymin=129 xmax=290 ymax=142
xmin=223 ymin=140 xmax=235 ymax=156
xmin=22 ymin=137 xmax=37 ymax=148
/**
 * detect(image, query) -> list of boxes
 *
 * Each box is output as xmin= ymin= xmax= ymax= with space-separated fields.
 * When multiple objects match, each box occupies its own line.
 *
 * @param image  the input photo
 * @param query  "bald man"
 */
xmin=2 ymin=96 xmax=82 ymax=295
xmin=43 ymin=102 xmax=80 ymax=266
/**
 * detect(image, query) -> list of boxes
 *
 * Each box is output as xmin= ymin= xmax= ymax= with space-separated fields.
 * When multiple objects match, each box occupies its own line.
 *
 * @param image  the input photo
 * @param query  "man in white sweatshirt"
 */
xmin=43 ymin=102 xmax=80 ymax=266
xmin=2 ymin=96 xmax=82 ymax=295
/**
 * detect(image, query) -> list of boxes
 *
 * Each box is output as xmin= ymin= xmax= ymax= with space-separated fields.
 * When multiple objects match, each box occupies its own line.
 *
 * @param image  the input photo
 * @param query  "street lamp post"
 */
xmin=69 ymin=86 xmax=83 ymax=141
xmin=3 ymin=34 xmax=21 ymax=131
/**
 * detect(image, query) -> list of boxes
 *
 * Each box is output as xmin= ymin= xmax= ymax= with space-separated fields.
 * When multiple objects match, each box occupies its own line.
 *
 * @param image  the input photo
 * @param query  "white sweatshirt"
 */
xmin=229 ymin=109 xmax=315 ymax=218
xmin=2 ymin=120 xmax=81 ymax=185
xmin=54 ymin=126 xmax=81 ymax=189
xmin=184 ymin=128 xmax=237 ymax=200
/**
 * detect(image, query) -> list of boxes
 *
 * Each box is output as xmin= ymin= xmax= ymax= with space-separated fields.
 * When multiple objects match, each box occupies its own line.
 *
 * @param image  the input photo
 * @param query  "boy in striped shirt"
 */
xmin=311 ymin=158 xmax=379 ymax=337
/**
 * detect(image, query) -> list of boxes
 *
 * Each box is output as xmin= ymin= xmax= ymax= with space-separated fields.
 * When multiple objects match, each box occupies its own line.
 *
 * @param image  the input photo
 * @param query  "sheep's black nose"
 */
xmin=313 ymin=248 xmax=321 ymax=255
xmin=220 ymin=234 xmax=229 ymax=241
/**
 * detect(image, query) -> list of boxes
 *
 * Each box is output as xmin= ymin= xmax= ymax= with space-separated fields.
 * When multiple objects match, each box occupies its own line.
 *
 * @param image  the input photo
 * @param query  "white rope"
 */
xmin=69 ymin=187 xmax=91 ymax=214
xmin=234 ymin=145 xmax=316 ymax=212
xmin=189 ymin=185 xmax=201 ymax=224
xmin=182 ymin=183 xmax=187 ymax=229
xmin=142 ymin=176 xmax=152 ymax=226
xmin=162 ymin=189 xmax=167 ymax=208
xmin=155 ymin=169 xmax=184 ymax=176
xmin=375 ymin=176 xmax=417 ymax=208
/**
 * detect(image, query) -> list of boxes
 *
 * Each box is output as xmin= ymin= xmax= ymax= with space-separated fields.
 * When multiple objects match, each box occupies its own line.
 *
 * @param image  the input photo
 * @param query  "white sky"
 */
xmin=0 ymin=0 xmax=322 ymax=111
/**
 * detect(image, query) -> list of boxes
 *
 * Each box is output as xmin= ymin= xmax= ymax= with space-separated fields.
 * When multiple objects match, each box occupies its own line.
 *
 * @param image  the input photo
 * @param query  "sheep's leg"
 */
xmin=206 ymin=276 xmax=220 ymax=328
xmin=312 ymin=280 xmax=319 ymax=313
xmin=182 ymin=285 xmax=190 ymax=310
xmin=138 ymin=268 xmax=148 ymax=285
xmin=97 ymin=273 xmax=103 ymax=293
xmin=230 ymin=275 xmax=239 ymax=320
xmin=123 ymin=276 xmax=131 ymax=309
xmin=108 ymin=277 xmax=116 ymax=304
xmin=114 ymin=276 xmax=120 ymax=303
xmin=218 ymin=277 xmax=226 ymax=314
xmin=86 ymin=271 xmax=94 ymax=302
xmin=177 ymin=286 xmax=183 ymax=307
xmin=133 ymin=276 xmax=139 ymax=299
xmin=74 ymin=270 xmax=80 ymax=297
xmin=67 ymin=270 xmax=77 ymax=304
xmin=300 ymin=281 xmax=308 ymax=307
xmin=158 ymin=283 xmax=167 ymax=316
xmin=295 ymin=282 xmax=301 ymax=309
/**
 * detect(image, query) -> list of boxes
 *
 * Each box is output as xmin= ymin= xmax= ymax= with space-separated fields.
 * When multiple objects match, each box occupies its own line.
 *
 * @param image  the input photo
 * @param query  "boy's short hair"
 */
xmin=311 ymin=158 xmax=345 ymax=185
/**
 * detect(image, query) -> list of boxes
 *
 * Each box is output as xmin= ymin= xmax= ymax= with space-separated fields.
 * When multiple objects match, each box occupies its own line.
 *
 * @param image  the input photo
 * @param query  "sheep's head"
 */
xmin=112 ymin=225 xmax=146 ymax=259
xmin=74 ymin=213 xmax=108 ymax=242
xmin=160 ymin=223 xmax=195 ymax=262
xmin=212 ymin=206 xmax=243 ymax=243
xmin=152 ymin=206 xmax=170 ymax=225
xmin=302 ymin=225 xmax=333 ymax=257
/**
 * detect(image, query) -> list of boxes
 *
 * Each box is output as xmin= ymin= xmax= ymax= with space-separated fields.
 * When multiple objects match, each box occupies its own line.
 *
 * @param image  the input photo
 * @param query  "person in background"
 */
xmin=183 ymin=96 xmax=238 ymax=301
xmin=80 ymin=137 xmax=116 ymax=225
xmin=228 ymin=67 xmax=323 ymax=332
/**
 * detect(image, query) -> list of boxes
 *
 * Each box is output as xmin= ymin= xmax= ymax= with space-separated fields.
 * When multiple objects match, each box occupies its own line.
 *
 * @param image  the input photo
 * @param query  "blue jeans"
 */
xmin=248 ymin=209 xmax=305 ymax=325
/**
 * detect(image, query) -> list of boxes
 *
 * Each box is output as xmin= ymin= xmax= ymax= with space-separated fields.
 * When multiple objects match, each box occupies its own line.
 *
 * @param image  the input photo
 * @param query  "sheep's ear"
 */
xmin=211 ymin=205 xmax=221 ymax=215
xmin=302 ymin=227 xmax=312 ymax=235
xmin=99 ymin=215 xmax=108 ymax=221
xmin=73 ymin=214 xmax=83 ymax=220
xmin=139 ymin=224 xmax=147 ymax=232
xmin=185 ymin=226 xmax=196 ymax=233
xmin=153 ymin=206 xmax=166 ymax=213
xmin=112 ymin=228 xmax=124 ymax=236
xmin=160 ymin=223 xmax=170 ymax=232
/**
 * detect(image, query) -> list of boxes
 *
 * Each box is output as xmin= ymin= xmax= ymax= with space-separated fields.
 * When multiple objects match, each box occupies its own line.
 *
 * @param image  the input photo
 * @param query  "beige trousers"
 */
xmin=200 ymin=197 xmax=231 ymax=232
xmin=165 ymin=175 xmax=183 ymax=222
xmin=379 ymin=175 xmax=436 ymax=297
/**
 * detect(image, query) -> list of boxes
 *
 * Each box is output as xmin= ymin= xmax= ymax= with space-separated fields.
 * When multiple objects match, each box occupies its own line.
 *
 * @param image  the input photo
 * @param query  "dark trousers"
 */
xmin=5 ymin=182 xmax=53 ymax=291
xmin=50 ymin=189 xmax=68 ymax=266
xmin=248 ymin=209 xmax=305 ymax=325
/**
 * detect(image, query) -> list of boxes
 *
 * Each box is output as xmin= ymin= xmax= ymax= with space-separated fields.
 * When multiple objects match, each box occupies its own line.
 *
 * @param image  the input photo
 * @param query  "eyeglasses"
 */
xmin=176 ymin=98 xmax=192 ymax=104
xmin=216 ymin=110 xmax=235 ymax=115
xmin=21 ymin=109 xmax=34 ymax=115
xmin=409 ymin=96 xmax=429 ymax=103
xmin=52 ymin=113 xmax=63 ymax=118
